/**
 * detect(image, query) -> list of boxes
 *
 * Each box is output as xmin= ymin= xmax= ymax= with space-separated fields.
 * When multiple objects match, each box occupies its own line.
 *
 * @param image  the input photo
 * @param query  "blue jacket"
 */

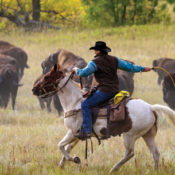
xmin=75 ymin=57 xmax=145 ymax=77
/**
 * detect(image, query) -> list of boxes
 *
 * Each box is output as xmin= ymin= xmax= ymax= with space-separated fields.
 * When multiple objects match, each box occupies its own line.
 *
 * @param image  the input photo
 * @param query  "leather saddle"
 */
xmin=91 ymin=97 xmax=132 ymax=137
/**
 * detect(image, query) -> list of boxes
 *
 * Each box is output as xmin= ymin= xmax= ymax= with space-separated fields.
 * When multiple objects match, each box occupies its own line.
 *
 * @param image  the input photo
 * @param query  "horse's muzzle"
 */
xmin=32 ymin=87 xmax=42 ymax=96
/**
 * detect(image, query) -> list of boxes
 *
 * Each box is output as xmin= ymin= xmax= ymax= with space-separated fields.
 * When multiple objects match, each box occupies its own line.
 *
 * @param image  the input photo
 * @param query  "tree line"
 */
xmin=0 ymin=0 xmax=175 ymax=29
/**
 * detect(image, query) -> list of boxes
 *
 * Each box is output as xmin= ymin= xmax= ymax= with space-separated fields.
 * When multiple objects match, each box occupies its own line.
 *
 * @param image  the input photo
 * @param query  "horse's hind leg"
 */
xmin=59 ymin=139 xmax=79 ymax=168
xmin=143 ymin=124 xmax=160 ymax=171
xmin=109 ymin=134 xmax=136 ymax=173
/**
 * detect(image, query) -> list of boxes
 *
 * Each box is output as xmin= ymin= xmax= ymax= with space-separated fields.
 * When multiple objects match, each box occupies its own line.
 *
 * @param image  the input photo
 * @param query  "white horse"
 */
xmin=32 ymin=65 xmax=175 ymax=173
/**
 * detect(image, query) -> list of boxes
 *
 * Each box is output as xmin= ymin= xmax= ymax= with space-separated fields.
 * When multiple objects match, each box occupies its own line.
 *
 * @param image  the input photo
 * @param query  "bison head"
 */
xmin=41 ymin=52 xmax=60 ymax=74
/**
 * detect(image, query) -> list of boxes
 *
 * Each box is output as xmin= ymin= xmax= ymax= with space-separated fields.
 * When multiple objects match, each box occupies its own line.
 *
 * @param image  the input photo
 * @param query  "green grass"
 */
xmin=0 ymin=24 xmax=175 ymax=175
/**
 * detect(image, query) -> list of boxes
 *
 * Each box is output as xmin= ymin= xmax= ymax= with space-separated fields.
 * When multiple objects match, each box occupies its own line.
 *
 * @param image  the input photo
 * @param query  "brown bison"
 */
xmin=34 ymin=74 xmax=63 ymax=115
xmin=0 ymin=54 xmax=17 ymax=67
xmin=162 ymin=73 xmax=175 ymax=110
xmin=0 ymin=40 xmax=29 ymax=79
xmin=152 ymin=58 xmax=175 ymax=85
xmin=0 ymin=41 xmax=13 ymax=49
xmin=0 ymin=54 xmax=21 ymax=109
xmin=118 ymin=70 xmax=134 ymax=95
xmin=41 ymin=49 xmax=92 ymax=90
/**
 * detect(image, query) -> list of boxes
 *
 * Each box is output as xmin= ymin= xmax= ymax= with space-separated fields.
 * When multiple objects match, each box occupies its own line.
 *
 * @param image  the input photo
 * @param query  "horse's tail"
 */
xmin=151 ymin=104 xmax=175 ymax=126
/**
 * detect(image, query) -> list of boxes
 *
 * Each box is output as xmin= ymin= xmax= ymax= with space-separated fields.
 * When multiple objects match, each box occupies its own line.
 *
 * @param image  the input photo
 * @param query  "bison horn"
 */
xmin=12 ymin=80 xmax=23 ymax=87
xmin=48 ymin=54 xmax=53 ymax=62
xmin=25 ymin=64 xmax=30 ymax=68
xmin=18 ymin=83 xmax=23 ymax=87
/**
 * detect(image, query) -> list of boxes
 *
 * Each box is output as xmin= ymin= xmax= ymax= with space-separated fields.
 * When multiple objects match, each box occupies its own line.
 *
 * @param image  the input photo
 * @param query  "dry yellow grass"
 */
xmin=0 ymin=24 xmax=175 ymax=175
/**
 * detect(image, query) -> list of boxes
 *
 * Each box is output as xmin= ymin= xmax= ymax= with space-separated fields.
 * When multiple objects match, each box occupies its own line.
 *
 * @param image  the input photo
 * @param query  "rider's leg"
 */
xmin=81 ymin=90 xmax=115 ymax=135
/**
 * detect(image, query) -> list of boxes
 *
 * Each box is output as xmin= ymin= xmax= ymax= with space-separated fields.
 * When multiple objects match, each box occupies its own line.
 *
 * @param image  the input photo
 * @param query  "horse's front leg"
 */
xmin=58 ymin=130 xmax=80 ymax=165
xmin=59 ymin=139 xmax=79 ymax=168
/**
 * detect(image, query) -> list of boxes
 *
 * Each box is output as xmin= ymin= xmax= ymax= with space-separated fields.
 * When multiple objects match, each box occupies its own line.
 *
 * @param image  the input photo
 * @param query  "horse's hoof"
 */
xmin=58 ymin=164 xmax=64 ymax=169
xmin=74 ymin=157 xmax=81 ymax=164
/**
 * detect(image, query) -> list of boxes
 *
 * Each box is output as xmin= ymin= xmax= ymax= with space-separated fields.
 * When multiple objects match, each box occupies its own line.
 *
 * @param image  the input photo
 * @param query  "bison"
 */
xmin=0 ymin=54 xmax=21 ymax=109
xmin=0 ymin=40 xmax=29 ymax=79
xmin=152 ymin=58 xmax=175 ymax=85
xmin=41 ymin=49 xmax=92 ymax=90
xmin=162 ymin=73 xmax=175 ymax=110
xmin=118 ymin=70 xmax=134 ymax=95
xmin=0 ymin=40 xmax=13 ymax=49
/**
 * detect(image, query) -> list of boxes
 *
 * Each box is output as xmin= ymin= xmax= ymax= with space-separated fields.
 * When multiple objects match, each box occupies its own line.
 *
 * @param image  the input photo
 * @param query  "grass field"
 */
xmin=0 ymin=24 xmax=175 ymax=175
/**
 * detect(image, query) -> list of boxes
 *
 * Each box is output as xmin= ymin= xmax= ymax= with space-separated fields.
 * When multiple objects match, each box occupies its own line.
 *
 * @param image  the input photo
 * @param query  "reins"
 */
xmin=80 ymin=77 xmax=83 ymax=89
xmin=39 ymin=71 xmax=75 ymax=98
xmin=57 ymin=71 xmax=75 ymax=91
xmin=152 ymin=67 xmax=175 ymax=88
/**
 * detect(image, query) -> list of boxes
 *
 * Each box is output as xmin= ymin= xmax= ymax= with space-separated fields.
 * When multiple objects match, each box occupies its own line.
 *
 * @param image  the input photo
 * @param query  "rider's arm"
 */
xmin=117 ymin=57 xmax=145 ymax=72
xmin=75 ymin=61 xmax=97 ymax=77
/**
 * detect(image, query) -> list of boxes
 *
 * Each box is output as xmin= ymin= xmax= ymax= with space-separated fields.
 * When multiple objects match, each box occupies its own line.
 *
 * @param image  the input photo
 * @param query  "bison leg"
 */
xmin=20 ymin=67 xmax=24 ymax=79
xmin=38 ymin=97 xmax=45 ymax=110
xmin=46 ymin=97 xmax=52 ymax=112
xmin=11 ymin=87 xmax=18 ymax=110
xmin=2 ymin=93 xmax=10 ymax=108
xmin=157 ymin=76 xmax=162 ymax=85
xmin=53 ymin=95 xmax=63 ymax=117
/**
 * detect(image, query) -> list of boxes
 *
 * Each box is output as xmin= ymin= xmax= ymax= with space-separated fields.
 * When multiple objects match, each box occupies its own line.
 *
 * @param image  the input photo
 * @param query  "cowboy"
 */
xmin=73 ymin=41 xmax=152 ymax=140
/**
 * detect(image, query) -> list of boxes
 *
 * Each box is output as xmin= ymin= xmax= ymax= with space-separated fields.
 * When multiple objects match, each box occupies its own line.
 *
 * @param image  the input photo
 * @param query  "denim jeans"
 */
xmin=81 ymin=90 xmax=116 ymax=133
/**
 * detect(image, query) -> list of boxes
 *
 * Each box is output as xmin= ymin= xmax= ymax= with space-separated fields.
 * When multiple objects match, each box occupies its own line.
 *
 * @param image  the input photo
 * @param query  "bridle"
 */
xmin=39 ymin=71 xmax=75 ymax=99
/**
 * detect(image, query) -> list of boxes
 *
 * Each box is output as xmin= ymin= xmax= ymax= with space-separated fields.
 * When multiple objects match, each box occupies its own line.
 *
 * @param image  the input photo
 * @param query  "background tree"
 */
xmin=32 ymin=0 xmax=40 ymax=22
xmin=82 ymin=0 xmax=172 ymax=26
xmin=0 ymin=0 xmax=175 ymax=30
xmin=0 ymin=0 xmax=83 ymax=29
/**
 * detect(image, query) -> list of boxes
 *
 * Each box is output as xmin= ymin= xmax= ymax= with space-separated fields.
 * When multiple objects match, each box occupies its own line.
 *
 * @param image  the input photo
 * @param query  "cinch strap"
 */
xmin=64 ymin=109 xmax=81 ymax=118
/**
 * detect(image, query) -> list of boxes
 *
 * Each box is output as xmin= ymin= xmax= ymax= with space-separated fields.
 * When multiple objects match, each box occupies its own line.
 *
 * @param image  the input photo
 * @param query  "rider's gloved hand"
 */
xmin=144 ymin=67 xmax=152 ymax=72
xmin=91 ymin=86 xmax=98 ymax=93
xmin=72 ymin=67 xmax=78 ymax=73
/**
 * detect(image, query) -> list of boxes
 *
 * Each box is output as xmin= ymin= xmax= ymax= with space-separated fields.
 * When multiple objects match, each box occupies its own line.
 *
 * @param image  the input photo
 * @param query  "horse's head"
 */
xmin=32 ymin=64 xmax=64 ymax=98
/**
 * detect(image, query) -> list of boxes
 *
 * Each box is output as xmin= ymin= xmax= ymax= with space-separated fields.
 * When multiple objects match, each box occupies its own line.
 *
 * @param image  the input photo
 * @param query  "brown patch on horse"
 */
xmin=100 ymin=106 xmax=132 ymax=137
xmin=91 ymin=98 xmax=132 ymax=137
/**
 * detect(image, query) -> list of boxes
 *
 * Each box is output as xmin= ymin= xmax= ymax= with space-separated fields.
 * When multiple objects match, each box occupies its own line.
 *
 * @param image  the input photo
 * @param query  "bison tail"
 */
xmin=151 ymin=104 xmax=175 ymax=126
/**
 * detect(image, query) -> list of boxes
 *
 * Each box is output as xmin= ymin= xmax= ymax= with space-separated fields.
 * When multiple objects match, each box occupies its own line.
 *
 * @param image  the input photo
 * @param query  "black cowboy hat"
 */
xmin=89 ymin=41 xmax=111 ymax=52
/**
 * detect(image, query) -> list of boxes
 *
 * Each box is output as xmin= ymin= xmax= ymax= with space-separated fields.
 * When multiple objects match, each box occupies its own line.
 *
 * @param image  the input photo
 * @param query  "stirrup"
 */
xmin=74 ymin=128 xmax=91 ymax=141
